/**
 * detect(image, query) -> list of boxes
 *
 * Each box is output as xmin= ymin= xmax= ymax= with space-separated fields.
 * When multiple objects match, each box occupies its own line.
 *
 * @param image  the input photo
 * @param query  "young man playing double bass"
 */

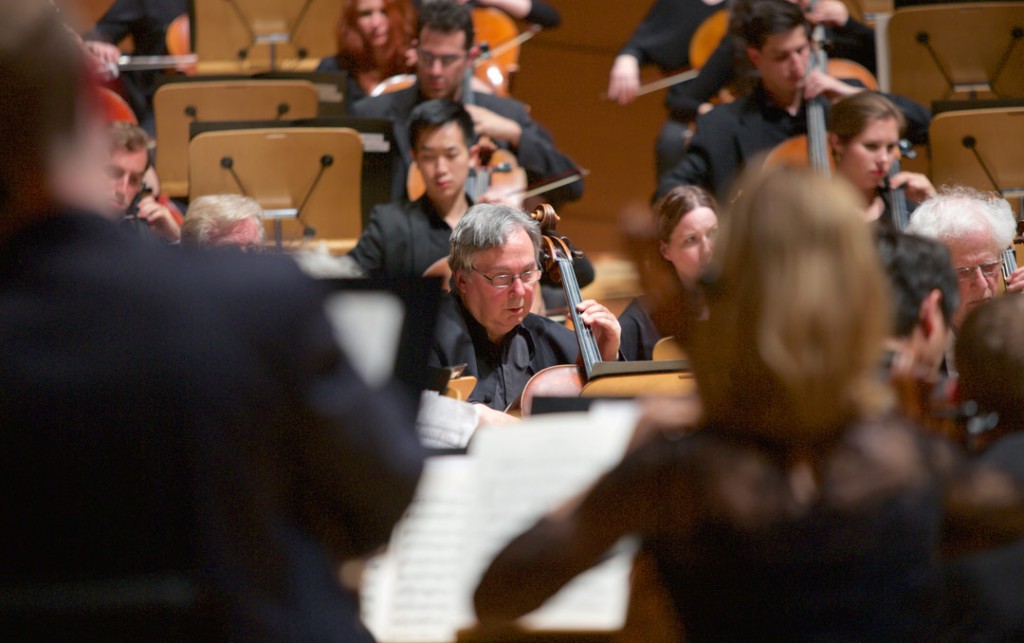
xmin=655 ymin=0 xmax=929 ymax=201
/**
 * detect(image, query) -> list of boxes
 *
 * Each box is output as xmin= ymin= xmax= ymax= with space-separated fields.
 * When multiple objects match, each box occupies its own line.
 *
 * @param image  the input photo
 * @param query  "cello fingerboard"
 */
xmin=557 ymin=256 xmax=601 ymax=379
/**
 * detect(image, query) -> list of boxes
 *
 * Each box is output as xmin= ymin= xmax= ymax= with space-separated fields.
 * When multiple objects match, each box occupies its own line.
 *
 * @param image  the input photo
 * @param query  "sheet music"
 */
xmin=416 ymin=391 xmax=479 ymax=449
xmin=362 ymin=404 xmax=639 ymax=642
xmin=361 ymin=457 xmax=476 ymax=642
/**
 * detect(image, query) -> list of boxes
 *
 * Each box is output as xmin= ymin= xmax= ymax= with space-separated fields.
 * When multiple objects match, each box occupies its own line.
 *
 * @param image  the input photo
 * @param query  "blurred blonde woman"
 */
xmin=474 ymin=167 xmax=1024 ymax=641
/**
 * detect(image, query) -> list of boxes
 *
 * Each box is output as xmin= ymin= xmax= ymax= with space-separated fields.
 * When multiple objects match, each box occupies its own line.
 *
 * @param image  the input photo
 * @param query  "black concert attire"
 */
xmin=348 ymin=195 xmax=467 ymax=278
xmin=942 ymin=432 xmax=1024 ymax=641
xmin=656 ymin=82 xmax=931 ymax=200
xmin=84 ymin=0 xmax=187 ymax=133
xmin=350 ymin=83 xmax=583 ymax=205
xmin=346 ymin=194 xmax=595 ymax=292
xmin=616 ymin=0 xmax=725 ymax=176
xmin=429 ymin=294 xmax=578 ymax=410
xmin=618 ymin=297 xmax=661 ymax=361
xmin=495 ymin=418 xmax=949 ymax=641
xmin=0 ymin=211 xmax=424 ymax=641
xmin=410 ymin=0 xmax=561 ymax=28
xmin=315 ymin=56 xmax=377 ymax=108
xmin=670 ymin=18 xmax=878 ymax=123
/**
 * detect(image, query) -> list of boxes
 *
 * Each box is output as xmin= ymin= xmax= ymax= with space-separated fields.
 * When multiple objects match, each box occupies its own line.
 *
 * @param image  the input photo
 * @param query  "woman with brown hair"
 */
xmin=473 ymin=167 xmax=1024 ymax=641
xmin=318 ymin=0 xmax=417 ymax=106
xmin=829 ymin=91 xmax=936 ymax=225
xmin=618 ymin=185 xmax=718 ymax=360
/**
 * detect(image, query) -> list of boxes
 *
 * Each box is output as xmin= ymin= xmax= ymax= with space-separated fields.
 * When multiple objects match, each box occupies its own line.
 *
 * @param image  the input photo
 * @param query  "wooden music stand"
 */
xmin=153 ymin=80 xmax=319 ymax=197
xmin=888 ymin=3 xmax=1024 ymax=108
xmin=929 ymin=107 xmax=1024 ymax=213
xmin=188 ymin=127 xmax=363 ymax=249
xmin=191 ymin=0 xmax=343 ymax=73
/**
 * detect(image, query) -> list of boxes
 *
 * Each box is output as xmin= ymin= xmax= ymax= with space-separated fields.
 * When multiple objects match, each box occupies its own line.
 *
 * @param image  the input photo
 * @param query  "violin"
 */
xmin=96 ymin=86 xmax=138 ymax=124
xmin=471 ymin=8 xmax=539 ymax=98
xmin=405 ymin=61 xmax=527 ymax=202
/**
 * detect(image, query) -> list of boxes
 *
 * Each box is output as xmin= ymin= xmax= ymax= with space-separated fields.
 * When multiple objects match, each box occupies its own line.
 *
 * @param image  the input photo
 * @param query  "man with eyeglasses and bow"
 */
xmin=906 ymin=186 xmax=1023 ymax=374
xmin=430 ymin=204 xmax=621 ymax=425
xmin=350 ymin=0 xmax=583 ymax=206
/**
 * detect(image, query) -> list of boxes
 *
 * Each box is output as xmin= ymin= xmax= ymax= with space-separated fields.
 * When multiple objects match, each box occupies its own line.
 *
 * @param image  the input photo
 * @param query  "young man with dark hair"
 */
xmin=655 ymin=0 xmax=929 ymax=200
xmin=348 ymin=99 xmax=481 ymax=278
xmin=875 ymin=227 xmax=959 ymax=378
xmin=351 ymin=0 xmax=582 ymax=205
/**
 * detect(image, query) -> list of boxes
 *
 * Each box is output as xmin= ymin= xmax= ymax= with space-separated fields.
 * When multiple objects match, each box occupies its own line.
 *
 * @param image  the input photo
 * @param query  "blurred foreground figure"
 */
xmin=0 ymin=3 xmax=423 ymax=640
xmin=474 ymin=167 xmax=1024 ymax=641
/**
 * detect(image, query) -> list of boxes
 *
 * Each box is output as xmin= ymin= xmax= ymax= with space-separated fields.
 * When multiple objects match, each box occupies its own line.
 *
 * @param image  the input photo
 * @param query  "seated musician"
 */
xmin=350 ymin=0 xmax=583 ymax=205
xmin=348 ymin=98 xmax=595 ymax=296
xmin=82 ymin=0 xmax=187 ymax=134
xmin=606 ymin=0 xmax=728 ymax=177
xmin=348 ymin=99 xmax=487 ymax=278
xmin=619 ymin=185 xmax=718 ymax=360
xmin=473 ymin=166 xmax=1024 ymax=642
xmin=829 ymin=92 xmax=935 ymax=225
xmin=430 ymin=204 xmax=620 ymax=424
xmin=669 ymin=0 xmax=877 ymax=127
xmin=105 ymin=121 xmax=181 ymax=242
xmin=181 ymin=194 xmax=265 ymax=251
xmin=317 ymin=0 xmax=417 ymax=108
xmin=411 ymin=0 xmax=562 ymax=29
xmin=875 ymin=228 xmax=958 ymax=380
xmin=906 ymin=187 xmax=1023 ymax=338
xmin=655 ymin=0 xmax=929 ymax=201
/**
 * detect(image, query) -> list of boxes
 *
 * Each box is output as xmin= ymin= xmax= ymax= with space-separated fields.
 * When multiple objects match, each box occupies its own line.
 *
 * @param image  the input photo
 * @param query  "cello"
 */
xmin=511 ymin=205 xmax=694 ymax=417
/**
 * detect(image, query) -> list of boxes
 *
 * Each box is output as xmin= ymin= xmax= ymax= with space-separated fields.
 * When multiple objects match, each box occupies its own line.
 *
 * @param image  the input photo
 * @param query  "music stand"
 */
xmin=888 ymin=3 xmax=1024 ymax=108
xmin=153 ymin=80 xmax=319 ymax=197
xmin=930 ymin=107 xmax=1024 ymax=213
xmin=188 ymin=116 xmax=395 ymax=227
xmin=188 ymin=127 xmax=363 ymax=249
xmin=191 ymin=0 xmax=343 ymax=73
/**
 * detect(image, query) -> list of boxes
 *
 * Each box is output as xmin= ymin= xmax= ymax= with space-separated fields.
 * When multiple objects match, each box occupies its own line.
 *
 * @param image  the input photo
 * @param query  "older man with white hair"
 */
xmin=906 ymin=186 xmax=1022 ymax=331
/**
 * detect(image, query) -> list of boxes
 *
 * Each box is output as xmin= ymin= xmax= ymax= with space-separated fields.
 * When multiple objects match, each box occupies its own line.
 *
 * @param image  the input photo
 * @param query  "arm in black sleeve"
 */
xmin=884 ymin=93 xmax=931 ymax=145
xmin=828 ymin=18 xmax=877 ymax=73
xmin=83 ymin=0 xmax=142 ymax=43
xmin=345 ymin=205 xmax=390 ymax=277
xmin=666 ymin=37 xmax=738 ymax=122
xmin=522 ymin=1 xmax=561 ymax=29
xmin=655 ymin=141 xmax=714 ymax=201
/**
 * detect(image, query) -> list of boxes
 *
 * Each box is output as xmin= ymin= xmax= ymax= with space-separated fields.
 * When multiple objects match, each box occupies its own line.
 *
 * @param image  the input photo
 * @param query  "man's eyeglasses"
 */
xmin=954 ymin=260 xmax=1001 ymax=282
xmin=417 ymin=50 xmax=466 ymax=68
xmin=472 ymin=266 xmax=543 ymax=289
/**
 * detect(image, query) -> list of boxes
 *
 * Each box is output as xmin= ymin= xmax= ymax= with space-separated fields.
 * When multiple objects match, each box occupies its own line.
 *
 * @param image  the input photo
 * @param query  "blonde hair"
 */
xmin=182 ymin=194 xmax=264 ymax=249
xmin=692 ymin=167 xmax=892 ymax=441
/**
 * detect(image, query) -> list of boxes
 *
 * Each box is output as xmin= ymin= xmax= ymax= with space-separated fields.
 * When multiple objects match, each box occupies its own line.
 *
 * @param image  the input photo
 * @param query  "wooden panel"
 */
xmin=500 ymin=1 xmax=691 ymax=260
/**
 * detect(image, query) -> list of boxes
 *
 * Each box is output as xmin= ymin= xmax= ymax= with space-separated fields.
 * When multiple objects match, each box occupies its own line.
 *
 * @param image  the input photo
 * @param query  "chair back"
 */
xmin=189 ymin=127 xmax=363 ymax=245
xmin=154 ymin=80 xmax=319 ymax=197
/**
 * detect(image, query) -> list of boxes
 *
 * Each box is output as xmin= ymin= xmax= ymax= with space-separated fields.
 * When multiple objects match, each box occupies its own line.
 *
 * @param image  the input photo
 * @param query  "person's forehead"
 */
xmin=762 ymin=27 xmax=807 ymax=54
xmin=110 ymin=147 xmax=148 ymax=172
xmin=472 ymin=230 xmax=535 ymax=269
xmin=417 ymin=122 xmax=468 ymax=151
xmin=946 ymin=229 xmax=998 ymax=262
xmin=419 ymin=28 xmax=466 ymax=51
